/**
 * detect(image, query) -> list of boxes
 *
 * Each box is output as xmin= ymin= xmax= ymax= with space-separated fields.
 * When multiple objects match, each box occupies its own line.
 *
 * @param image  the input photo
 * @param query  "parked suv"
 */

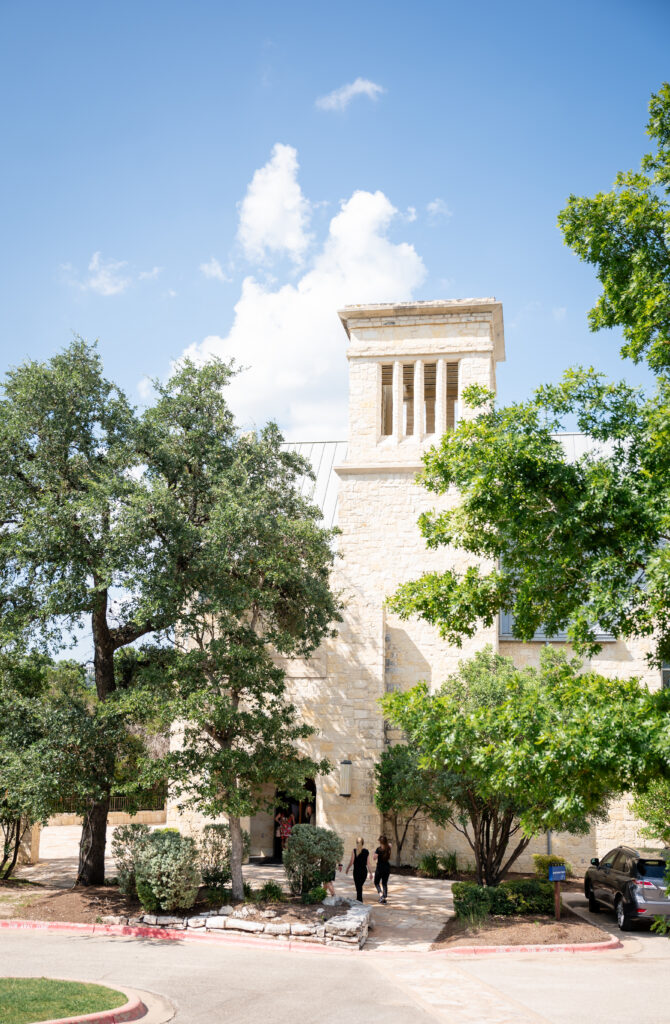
xmin=584 ymin=846 xmax=670 ymax=931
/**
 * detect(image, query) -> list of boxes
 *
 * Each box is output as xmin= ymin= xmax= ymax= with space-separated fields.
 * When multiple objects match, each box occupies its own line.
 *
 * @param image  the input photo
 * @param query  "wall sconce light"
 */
xmin=339 ymin=759 xmax=352 ymax=797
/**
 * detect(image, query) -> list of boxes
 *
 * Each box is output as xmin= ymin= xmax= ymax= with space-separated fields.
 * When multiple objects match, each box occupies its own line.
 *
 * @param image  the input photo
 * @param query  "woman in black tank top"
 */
xmin=346 ymin=837 xmax=371 ymax=902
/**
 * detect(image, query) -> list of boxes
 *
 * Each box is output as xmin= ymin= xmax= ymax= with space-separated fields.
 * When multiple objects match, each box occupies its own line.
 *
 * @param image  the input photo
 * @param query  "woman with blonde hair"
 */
xmin=346 ymin=836 xmax=371 ymax=902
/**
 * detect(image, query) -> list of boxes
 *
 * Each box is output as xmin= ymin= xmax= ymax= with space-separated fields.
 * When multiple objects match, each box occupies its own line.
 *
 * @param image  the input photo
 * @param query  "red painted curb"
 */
xmin=437 ymin=936 xmax=622 ymax=955
xmin=0 ymin=918 xmax=356 ymax=955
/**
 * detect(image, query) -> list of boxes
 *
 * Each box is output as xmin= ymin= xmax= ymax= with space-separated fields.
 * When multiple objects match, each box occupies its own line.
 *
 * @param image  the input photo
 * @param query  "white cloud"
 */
xmin=200 ymin=257 xmax=230 ymax=282
xmin=66 ymin=252 xmax=131 ymax=296
xmin=426 ymin=198 xmax=452 ymax=222
xmin=181 ymin=164 xmax=426 ymax=440
xmin=552 ymin=306 xmax=567 ymax=321
xmin=316 ymin=78 xmax=385 ymax=112
xmin=237 ymin=143 xmax=312 ymax=264
xmin=404 ymin=206 xmax=417 ymax=222
xmin=139 ymin=266 xmax=163 ymax=280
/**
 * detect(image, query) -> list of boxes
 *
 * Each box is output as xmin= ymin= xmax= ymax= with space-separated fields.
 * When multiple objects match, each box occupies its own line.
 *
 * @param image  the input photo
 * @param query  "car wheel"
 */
xmin=615 ymin=896 xmax=633 ymax=932
xmin=587 ymin=885 xmax=599 ymax=913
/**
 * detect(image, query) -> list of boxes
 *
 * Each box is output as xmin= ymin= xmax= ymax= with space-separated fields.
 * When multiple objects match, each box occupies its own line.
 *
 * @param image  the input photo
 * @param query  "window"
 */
xmin=499 ymin=609 xmax=615 ymax=642
xmin=381 ymin=364 xmax=393 ymax=436
xmin=662 ymin=663 xmax=670 ymax=689
xmin=402 ymin=364 xmax=414 ymax=435
xmin=600 ymin=850 xmax=618 ymax=869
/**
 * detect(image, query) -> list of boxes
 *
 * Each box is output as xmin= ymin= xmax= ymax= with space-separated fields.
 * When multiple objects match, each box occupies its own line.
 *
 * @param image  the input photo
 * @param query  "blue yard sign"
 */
xmin=549 ymin=865 xmax=566 ymax=881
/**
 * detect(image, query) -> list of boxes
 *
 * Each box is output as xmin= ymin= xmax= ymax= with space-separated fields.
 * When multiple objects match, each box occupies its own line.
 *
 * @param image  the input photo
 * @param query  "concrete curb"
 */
xmin=0 ymin=917 xmax=623 ymax=957
xmin=436 ymin=935 xmax=623 ymax=956
xmin=8 ymin=981 xmax=146 ymax=1024
xmin=0 ymin=918 xmax=355 ymax=955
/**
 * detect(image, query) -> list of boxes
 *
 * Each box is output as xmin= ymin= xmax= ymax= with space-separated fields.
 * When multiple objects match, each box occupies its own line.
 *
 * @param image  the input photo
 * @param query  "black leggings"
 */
xmin=353 ymin=870 xmax=367 ymax=902
xmin=374 ymin=867 xmax=389 ymax=899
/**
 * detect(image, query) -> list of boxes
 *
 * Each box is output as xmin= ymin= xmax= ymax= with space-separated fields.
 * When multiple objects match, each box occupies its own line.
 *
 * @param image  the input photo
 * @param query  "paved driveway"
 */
xmin=10 ymin=826 xmax=670 ymax=1022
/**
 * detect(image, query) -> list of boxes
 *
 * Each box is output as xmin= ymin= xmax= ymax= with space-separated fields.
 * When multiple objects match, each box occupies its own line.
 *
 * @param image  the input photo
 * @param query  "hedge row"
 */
xmin=452 ymin=879 xmax=554 ymax=918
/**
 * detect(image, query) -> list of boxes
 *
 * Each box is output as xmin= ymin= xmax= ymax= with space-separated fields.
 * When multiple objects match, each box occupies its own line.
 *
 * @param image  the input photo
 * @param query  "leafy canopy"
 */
xmin=381 ymin=647 xmax=668 ymax=885
xmin=389 ymin=85 xmax=670 ymax=661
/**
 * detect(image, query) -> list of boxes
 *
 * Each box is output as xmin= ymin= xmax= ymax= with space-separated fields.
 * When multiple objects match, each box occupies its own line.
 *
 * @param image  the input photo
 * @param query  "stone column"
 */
xmin=413 ymin=360 xmax=424 ymax=440
xmin=392 ymin=360 xmax=403 ymax=442
xmin=436 ymin=358 xmax=447 ymax=435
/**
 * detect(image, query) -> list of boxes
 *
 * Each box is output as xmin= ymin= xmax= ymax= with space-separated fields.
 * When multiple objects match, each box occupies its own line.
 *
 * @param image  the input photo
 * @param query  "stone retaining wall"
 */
xmin=101 ymin=895 xmax=371 ymax=949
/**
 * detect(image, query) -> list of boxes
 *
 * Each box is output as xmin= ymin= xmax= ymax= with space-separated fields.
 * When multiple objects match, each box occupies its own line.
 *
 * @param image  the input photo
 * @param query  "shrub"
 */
xmin=438 ymin=851 xmax=459 ymax=876
xmin=452 ymin=879 xmax=554 ymax=919
xmin=197 ymin=823 xmax=251 ymax=892
xmin=110 ymin=824 xmax=151 ymax=899
xmin=418 ymin=852 xmax=440 ymax=878
xmin=135 ymin=830 xmax=201 ymax=912
xmin=452 ymin=881 xmax=491 ymax=922
xmin=256 ymin=880 xmax=285 ymax=903
xmin=301 ymin=885 xmax=327 ymax=904
xmin=489 ymin=879 xmax=554 ymax=916
xmin=532 ymin=854 xmax=573 ymax=880
xmin=283 ymin=824 xmax=344 ymax=896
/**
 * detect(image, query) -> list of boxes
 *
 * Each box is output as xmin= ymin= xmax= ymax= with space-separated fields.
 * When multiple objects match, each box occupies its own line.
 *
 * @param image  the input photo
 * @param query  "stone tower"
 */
xmin=315 ymin=300 xmax=506 ymax=851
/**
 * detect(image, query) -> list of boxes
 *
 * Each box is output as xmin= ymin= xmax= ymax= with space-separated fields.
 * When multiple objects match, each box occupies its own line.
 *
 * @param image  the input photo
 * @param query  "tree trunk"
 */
xmin=78 ymin=592 xmax=116 ymax=885
xmin=78 ymin=797 xmax=110 ymax=886
xmin=229 ymin=814 xmax=245 ymax=901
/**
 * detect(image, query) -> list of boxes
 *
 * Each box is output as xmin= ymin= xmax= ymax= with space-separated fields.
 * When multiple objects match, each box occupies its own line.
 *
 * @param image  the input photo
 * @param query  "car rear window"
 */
xmin=637 ymin=859 xmax=667 ymax=880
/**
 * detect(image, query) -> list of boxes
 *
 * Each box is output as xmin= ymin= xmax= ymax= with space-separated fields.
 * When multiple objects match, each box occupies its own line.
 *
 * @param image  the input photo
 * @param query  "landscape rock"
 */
xmin=205 ymin=917 xmax=226 ymax=929
xmin=225 ymin=917 xmax=265 ymax=933
xmin=290 ymin=922 xmax=316 ymax=936
xmin=218 ymin=905 xmax=233 ymax=916
xmin=264 ymin=922 xmax=290 ymax=935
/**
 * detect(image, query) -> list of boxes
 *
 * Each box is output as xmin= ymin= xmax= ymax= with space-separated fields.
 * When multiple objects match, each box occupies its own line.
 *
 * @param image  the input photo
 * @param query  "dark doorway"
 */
xmin=272 ymin=779 xmax=316 ymax=862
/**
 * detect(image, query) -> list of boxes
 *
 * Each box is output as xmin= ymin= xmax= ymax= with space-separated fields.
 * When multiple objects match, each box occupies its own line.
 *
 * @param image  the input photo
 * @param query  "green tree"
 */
xmin=373 ymin=745 xmax=450 ymax=865
xmin=1 ymin=344 xmax=308 ymax=884
xmin=558 ymin=82 xmax=670 ymax=373
xmin=0 ymin=653 xmax=137 ymax=879
xmin=381 ymin=647 xmax=668 ymax=886
xmin=631 ymin=779 xmax=670 ymax=847
xmin=125 ymin=367 xmax=340 ymax=900
xmin=388 ymin=85 xmax=670 ymax=662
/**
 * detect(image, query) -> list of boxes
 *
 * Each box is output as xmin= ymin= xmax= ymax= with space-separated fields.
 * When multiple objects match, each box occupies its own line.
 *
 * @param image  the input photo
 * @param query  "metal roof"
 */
xmin=283 ymin=433 xmax=607 ymax=530
xmin=281 ymin=441 xmax=347 ymax=529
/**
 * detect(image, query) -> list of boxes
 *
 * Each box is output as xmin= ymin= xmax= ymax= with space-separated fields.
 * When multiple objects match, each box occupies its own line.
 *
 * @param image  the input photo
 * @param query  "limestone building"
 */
xmin=169 ymin=298 xmax=664 ymax=871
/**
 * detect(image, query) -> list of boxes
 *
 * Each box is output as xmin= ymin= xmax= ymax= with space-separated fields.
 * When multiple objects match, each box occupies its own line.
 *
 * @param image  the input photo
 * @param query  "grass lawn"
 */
xmin=0 ymin=977 xmax=126 ymax=1024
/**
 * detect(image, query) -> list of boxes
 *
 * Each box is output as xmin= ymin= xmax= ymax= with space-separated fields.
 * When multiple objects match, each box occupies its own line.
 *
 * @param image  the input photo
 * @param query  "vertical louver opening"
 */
xmin=424 ymin=362 xmax=436 ymax=433
xmin=403 ymin=364 xmax=414 ymax=435
xmin=381 ymin=364 xmax=393 ymax=435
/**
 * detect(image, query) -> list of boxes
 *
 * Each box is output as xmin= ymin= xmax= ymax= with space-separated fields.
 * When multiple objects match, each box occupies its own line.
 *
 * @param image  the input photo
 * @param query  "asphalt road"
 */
xmin=2 ymin=921 xmax=670 ymax=1024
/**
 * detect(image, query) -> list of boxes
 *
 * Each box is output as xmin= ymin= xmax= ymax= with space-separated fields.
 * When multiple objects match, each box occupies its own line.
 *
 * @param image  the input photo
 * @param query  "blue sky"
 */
xmin=1 ymin=0 xmax=668 ymax=440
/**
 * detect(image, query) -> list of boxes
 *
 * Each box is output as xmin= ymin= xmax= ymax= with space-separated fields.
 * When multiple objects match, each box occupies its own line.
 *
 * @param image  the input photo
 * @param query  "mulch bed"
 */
xmin=7 ymin=883 xmax=340 ymax=926
xmin=431 ymin=908 xmax=609 ymax=949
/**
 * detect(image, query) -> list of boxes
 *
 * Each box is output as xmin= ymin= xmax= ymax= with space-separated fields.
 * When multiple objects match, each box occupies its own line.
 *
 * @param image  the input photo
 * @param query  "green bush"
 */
xmin=135 ymin=830 xmax=201 ymax=912
xmin=256 ymin=880 xmax=285 ymax=903
xmin=438 ymin=851 xmax=459 ymax=876
xmin=197 ymin=824 xmax=251 ymax=893
xmin=283 ymin=824 xmax=344 ymax=896
xmin=452 ymin=881 xmax=491 ymax=922
xmin=532 ymin=854 xmax=573 ymax=880
xmin=418 ymin=852 xmax=440 ymax=878
xmin=452 ymin=879 xmax=554 ymax=919
xmin=110 ymin=824 xmax=151 ymax=899
xmin=301 ymin=885 xmax=327 ymax=904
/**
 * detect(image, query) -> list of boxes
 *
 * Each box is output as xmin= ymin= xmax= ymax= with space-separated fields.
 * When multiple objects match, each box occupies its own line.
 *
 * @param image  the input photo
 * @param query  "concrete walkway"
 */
xmin=15 ymin=826 xmax=451 ymax=951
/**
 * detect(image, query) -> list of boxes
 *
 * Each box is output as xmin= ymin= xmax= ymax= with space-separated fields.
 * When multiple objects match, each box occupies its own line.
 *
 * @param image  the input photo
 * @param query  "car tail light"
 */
xmin=637 ymin=908 xmax=648 ymax=914
xmin=634 ymin=880 xmax=655 ymax=888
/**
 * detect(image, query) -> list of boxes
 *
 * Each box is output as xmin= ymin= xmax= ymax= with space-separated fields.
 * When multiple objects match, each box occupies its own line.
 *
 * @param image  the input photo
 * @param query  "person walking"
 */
xmin=373 ymin=835 xmax=392 ymax=903
xmin=346 ymin=837 xmax=371 ymax=902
